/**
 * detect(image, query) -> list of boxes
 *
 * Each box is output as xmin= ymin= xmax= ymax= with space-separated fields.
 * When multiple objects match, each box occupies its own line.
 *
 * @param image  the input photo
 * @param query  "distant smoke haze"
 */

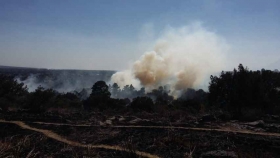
xmin=15 ymin=70 xmax=115 ymax=93
xmin=111 ymin=22 xmax=229 ymax=97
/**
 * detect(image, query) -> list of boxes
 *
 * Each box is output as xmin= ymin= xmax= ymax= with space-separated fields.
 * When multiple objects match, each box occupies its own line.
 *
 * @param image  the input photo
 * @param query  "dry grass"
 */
xmin=0 ymin=120 xmax=160 ymax=158
xmin=1 ymin=118 xmax=280 ymax=158
xmin=0 ymin=135 xmax=41 ymax=158
xmin=121 ymin=136 xmax=138 ymax=158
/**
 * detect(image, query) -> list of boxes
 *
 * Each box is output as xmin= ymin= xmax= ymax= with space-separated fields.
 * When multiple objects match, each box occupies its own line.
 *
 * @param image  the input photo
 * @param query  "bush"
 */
xmin=55 ymin=92 xmax=83 ymax=109
xmin=0 ymin=74 xmax=28 ymax=110
xmin=130 ymin=97 xmax=154 ymax=112
xmin=25 ymin=87 xmax=57 ymax=112
xmin=172 ymin=99 xmax=202 ymax=114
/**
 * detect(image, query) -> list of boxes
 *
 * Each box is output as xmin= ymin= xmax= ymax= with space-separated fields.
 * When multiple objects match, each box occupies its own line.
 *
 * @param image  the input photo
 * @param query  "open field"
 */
xmin=1 ymin=112 xmax=280 ymax=158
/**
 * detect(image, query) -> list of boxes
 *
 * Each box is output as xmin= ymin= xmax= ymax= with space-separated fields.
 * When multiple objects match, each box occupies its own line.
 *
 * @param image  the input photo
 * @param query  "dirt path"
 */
xmin=0 ymin=120 xmax=159 ymax=158
xmin=31 ymin=121 xmax=280 ymax=137
xmin=1 ymin=120 xmax=280 ymax=158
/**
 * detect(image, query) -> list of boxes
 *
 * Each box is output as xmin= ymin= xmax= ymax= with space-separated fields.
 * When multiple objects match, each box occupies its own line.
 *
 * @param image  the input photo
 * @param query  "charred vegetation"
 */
xmin=1 ymin=64 xmax=280 ymax=157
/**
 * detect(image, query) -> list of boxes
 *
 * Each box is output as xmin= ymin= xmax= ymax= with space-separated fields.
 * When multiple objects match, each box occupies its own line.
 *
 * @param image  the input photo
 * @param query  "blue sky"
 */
xmin=0 ymin=0 xmax=280 ymax=70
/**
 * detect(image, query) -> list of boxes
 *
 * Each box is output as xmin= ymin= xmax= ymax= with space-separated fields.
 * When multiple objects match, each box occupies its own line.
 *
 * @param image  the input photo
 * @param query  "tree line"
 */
xmin=209 ymin=64 xmax=280 ymax=119
xmin=0 ymin=64 xmax=280 ymax=120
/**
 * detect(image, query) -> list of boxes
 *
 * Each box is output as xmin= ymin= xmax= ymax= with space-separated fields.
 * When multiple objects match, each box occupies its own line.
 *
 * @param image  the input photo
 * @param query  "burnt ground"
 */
xmin=1 ymin=111 xmax=280 ymax=158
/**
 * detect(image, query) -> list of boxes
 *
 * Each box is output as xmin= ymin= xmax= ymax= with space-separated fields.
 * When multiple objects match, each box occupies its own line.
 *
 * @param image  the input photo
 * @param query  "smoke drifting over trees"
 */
xmin=111 ymin=23 xmax=229 ymax=97
xmin=0 ymin=66 xmax=115 ymax=94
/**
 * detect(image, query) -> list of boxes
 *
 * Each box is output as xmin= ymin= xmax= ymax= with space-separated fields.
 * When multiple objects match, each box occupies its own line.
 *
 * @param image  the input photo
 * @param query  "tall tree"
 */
xmin=90 ymin=81 xmax=111 ymax=98
xmin=111 ymin=83 xmax=120 ymax=98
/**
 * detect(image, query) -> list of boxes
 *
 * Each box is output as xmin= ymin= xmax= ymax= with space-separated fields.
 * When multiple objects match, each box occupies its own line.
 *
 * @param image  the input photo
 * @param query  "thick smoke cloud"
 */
xmin=111 ymin=23 xmax=229 ymax=97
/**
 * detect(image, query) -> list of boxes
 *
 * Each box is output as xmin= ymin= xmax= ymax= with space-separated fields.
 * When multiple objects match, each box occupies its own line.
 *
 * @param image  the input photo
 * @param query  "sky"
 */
xmin=0 ymin=0 xmax=280 ymax=71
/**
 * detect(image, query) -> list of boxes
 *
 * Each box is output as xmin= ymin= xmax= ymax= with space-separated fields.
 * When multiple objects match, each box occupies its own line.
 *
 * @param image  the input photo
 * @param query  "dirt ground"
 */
xmin=1 ymin=111 xmax=280 ymax=158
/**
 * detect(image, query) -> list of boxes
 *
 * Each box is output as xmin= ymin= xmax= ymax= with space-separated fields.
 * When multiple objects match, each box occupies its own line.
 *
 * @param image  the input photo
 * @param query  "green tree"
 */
xmin=111 ymin=83 xmax=120 ymax=98
xmin=84 ymin=81 xmax=111 ymax=110
xmin=90 ymin=81 xmax=111 ymax=98
xmin=26 ymin=86 xmax=57 ymax=112
xmin=209 ymin=64 xmax=280 ymax=119
xmin=0 ymin=75 xmax=28 ymax=110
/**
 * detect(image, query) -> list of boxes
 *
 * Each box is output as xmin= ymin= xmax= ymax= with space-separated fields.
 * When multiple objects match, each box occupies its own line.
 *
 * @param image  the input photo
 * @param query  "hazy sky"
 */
xmin=0 ymin=0 xmax=280 ymax=70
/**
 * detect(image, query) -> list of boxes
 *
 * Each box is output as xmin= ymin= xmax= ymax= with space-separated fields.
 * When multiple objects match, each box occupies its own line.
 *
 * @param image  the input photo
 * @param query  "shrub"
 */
xmin=25 ymin=87 xmax=57 ymax=112
xmin=130 ymin=97 xmax=154 ymax=112
xmin=0 ymin=75 xmax=28 ymax=110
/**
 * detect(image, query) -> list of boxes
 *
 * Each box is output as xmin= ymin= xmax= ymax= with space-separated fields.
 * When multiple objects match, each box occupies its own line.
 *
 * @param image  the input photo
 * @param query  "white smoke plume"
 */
xmin=111 ymin=22 xmax=229 ymax=97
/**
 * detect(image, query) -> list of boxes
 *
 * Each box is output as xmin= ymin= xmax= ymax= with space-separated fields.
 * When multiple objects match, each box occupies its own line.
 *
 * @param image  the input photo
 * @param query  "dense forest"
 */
xmin=0 ymin=64 xmax=280 ymax=121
